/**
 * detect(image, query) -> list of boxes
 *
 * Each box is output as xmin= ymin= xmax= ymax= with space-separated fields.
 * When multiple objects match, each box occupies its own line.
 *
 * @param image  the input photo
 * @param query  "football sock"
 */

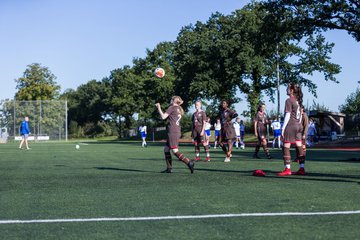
xmin=174 ymin=151 xmax=190 ymax=164
xmin=204 ymin=145 xmax=210 ymax=157
xmin=254 ymin=144 xmax=260 ymax=155
xmin=283 ymin=147 xmax=291 ymax=169
xmin=220 ymin=144 xmax=227 ymax=154
xmin=195 ymin=145 xmax=200 ymax=157
xmin=164 ymin=152 xmax=172 ymax=169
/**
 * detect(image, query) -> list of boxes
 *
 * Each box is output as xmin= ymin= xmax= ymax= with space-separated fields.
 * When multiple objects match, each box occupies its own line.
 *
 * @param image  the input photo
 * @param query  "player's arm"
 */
xmin=155 ymin=103 xmax=169 ymax=120
xmin=254 ymin=120 xmax=258 ymax=136
xmin=282 ymin=112 xmax=290 ymax=137
xmin=200 ymin=115 xmax=206 ymax=136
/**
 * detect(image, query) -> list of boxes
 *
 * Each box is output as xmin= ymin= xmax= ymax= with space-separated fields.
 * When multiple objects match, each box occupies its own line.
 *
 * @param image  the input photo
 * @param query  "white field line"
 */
xmin=1 ymin=210 xmax=360 ymax=225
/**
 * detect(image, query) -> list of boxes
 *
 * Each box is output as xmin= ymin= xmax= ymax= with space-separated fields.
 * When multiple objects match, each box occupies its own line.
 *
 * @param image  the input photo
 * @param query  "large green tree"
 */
xmin=339 ymin=88 xmax=360 ymax=114
xmin=262 ymin=0 xmax=360 ymax=41
xmin=15 ymin=63 xmax=61 ymax=100
xmin=174 ymin=3 xmax=341 ymax=118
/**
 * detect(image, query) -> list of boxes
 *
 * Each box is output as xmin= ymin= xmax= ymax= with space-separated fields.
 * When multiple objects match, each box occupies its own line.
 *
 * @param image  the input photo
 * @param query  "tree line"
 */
xmin=8 ymin=1 xmax=360 ymax=137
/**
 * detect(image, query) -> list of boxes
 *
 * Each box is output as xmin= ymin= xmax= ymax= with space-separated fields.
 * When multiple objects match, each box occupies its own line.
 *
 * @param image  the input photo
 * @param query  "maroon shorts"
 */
xmin=218 ymin=125 xmax=235 ymax=142
xmin=192 ymin=130 xmax=206 ymax=144
xmin=166 ymin=132 xmax=181 ymax=149
xmin=283 ymin=124 xmax=301 ymax=143
xmin=257 ymin=125 xmax=267 ymax=141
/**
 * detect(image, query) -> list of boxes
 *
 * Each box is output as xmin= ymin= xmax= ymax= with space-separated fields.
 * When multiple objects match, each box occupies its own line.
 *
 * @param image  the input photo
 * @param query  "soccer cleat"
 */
xmin=187 ymin=161 xmax=195 ymax=174
xmin=293 ymin=168 xmax=305 ymax=175
xmin=195 ymin=156 xmax=201 ymax=161
xmin=161 ymin=168 xmax=172 ymax=173
xmin=277 ymin=168 xmax=292 ymax=176
xmin=267 ymin=154 xmax=272 ymax=159
xmin=253 ymin=154 xmax=261 ymax=159
xmin=205 ymin=157 xmax=211 ymax=162
xmin=224 ymin=157 xmax=231 ymax=163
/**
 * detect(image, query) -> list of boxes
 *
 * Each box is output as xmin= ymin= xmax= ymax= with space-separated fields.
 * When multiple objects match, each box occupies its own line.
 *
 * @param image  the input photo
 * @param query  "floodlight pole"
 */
xmin=276 ymin=43 xmax=280 ymax=121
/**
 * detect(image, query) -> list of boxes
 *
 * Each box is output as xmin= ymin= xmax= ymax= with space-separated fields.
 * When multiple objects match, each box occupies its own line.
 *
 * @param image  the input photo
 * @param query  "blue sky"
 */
xmin=1 ymin=0 xmax=359 ymax=115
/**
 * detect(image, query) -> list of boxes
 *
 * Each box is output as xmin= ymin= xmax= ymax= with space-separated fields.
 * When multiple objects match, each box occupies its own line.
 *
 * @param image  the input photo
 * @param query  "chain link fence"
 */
xmin=0 ymin=100 xmax=67 ymax=142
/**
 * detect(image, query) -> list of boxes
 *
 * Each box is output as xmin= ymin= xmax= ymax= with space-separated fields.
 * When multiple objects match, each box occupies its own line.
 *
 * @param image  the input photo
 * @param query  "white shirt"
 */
xmin=233 ymin=122 xmax=240 ymax=136
xmin=139 ymin=126 xmax=147 ymax=133
xmin=205 ymin=122 xmax=211 ymax=130
xmin=271 ymin=121 xmax=281 ymax=131
xmin=214 ymin=123 xmax=221 ymax=130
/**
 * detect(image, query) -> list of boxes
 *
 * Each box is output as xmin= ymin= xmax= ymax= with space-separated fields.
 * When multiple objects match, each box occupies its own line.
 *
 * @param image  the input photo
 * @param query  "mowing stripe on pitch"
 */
xmin=1 ymin=210 xmax=360 ymax=225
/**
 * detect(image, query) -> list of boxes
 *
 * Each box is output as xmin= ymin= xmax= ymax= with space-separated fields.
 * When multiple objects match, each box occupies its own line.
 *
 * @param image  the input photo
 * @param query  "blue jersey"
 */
xmin=20 ymin=121 xmax=30 ymax=135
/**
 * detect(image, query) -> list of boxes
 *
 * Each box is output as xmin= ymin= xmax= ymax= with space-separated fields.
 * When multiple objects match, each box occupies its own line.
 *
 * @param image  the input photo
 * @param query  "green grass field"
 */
xmin=0 ymin=141 xmax=359 ymax=239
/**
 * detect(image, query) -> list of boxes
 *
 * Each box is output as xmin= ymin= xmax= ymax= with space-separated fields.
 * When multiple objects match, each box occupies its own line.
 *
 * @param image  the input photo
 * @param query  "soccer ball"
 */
xmin=154 ymin=67 xmax=165 ymax=78
xmin=75 ymin=144 xmax=80 ymax=150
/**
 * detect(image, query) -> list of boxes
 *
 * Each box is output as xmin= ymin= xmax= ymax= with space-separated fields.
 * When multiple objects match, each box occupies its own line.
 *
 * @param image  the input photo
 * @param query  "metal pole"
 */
xmin=65 ymin=100 xmax=68 ymax=142
xmin=276 ymin=43 xmax=280 ymax=121
xmin=13 ymin=100 xmax=16 ymax=138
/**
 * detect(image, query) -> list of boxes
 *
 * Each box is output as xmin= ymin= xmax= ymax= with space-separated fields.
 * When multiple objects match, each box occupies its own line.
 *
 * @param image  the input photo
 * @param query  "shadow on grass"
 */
xmin=94 ymin=167 xmax=153 ymax=173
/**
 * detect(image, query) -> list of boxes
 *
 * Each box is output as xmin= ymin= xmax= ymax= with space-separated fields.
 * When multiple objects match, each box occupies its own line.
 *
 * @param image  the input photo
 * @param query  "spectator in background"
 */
xmin=19 ymin=116 xmax=31 ymax=150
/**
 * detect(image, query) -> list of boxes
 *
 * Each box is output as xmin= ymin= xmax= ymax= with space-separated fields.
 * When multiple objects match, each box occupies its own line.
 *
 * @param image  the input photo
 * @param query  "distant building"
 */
xmin=308 ymin=111 xmax=346 ymax=139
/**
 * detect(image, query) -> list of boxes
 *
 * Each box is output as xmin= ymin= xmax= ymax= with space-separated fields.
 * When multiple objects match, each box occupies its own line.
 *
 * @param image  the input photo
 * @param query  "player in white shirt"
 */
xmin=233 ymin=117 xmax=241 ymax=149
xmin=213 ymin=118 xmax=221 ymax=149
xmin=139 ymin=125 xmax=147 ymax=147
xmin=271 ymin=117 xmax=282 ymax=149
xmin=204 ymin=117 xmax=212 ymax=147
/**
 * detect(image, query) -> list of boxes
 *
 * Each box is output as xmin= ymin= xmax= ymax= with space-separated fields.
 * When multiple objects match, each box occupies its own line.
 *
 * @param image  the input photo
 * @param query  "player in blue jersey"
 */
xmin=19 ymin=116 xmax=31 ymax=150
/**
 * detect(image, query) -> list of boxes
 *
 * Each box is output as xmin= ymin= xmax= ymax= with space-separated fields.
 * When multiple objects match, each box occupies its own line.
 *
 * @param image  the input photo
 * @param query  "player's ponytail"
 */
xmin=289 ymin=83 xmax=303 ymax=107
xmin=172 ymin=96 xmax=184 ymax=116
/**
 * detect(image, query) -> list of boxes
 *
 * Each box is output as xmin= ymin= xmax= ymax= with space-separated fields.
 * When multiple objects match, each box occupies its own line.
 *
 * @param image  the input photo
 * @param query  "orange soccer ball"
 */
xmin=154 ymin=67 xmax=165 ymax=78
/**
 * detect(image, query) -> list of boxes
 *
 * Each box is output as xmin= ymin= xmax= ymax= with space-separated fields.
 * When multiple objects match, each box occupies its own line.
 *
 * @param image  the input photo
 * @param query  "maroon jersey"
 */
xmin=254 ymin=111 xmax=268 ymax=129
xmin=284 ymin=96 xmax=301 ymax=125
xmin=220 ymin=108 xmax=236 ymax=129
xmin=165 ymin=105 xmax=182 ymax=133
xmin=254 ymin=111 xmax=268 ymax=137
xmin=192 ymin=110 xmax=207 ymax=132
xmin=301 ymin=111 xmax=309 ymax=136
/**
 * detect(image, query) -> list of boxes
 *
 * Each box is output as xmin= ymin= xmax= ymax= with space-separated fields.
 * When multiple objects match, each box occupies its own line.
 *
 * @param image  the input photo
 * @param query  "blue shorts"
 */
xmin=274 ymin=130 xmax=281 ymax=138
xmin=205 ymin=129 xmax=211 ymax=137
xmin=215 ymin=130 xmax=220 ymax=137
xmin=141 ymin=132 xmax=147 ymax=138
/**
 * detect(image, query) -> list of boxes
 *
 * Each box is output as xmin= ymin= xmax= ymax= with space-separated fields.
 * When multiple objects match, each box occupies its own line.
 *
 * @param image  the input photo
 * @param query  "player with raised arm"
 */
xmin=155 ymin=96 xmax=194 ymax=174
xmin=192 ymin=101 xmax=211 ymax=162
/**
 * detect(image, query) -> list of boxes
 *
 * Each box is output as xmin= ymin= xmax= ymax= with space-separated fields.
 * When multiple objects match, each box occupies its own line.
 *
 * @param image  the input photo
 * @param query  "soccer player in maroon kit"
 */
xmin=217 ymin=100 xmax=238 ymax=162
xmin=278 ymin=83 xmax=305 ymax=176
xmin=155 ymin=96 xmax=195 ymax=174
xmin=253 ymin=103 xmax=272 ymax=159
xmin=192 ymin=100 xmax=211 ymax=162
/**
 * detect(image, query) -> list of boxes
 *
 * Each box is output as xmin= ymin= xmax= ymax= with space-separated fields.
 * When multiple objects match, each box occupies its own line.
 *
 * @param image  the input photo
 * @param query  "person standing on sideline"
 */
xmin=278 ymin=83 xmax=305 ymax=176
xmin=307 ymin=119 xmax=317 ymax=147
xmin=155 ymin=96 xmax=194 ymax=173
xmin=217 ymin=100 xmax=238 ymax=162
xmin=271 ymin=117 xmax=282 ymax=149
xmin=19 ymin=116 xmax=31 ymax=150
xmin=139 ymin=124 xmax=147 ymax=147
xmin=253 ymin=103 xmax=272 ymax=159
xmin=204 ymin=117 xmax=212 ymax=147
xmin=191 ymin=101 xmax=211 ymax=162
xmin=239 ymin=120 xmax=245 ymax=149
xmin=213 ymin=118 xmax=221 ymax=149
xmin=233 ymin=117 xmax=241 ymax=149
